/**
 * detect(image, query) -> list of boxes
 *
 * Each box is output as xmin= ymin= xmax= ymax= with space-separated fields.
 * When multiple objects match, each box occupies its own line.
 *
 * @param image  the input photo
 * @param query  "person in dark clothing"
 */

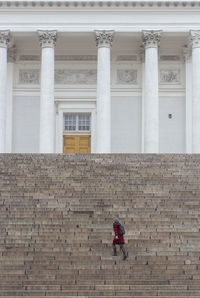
xmin=113 ymin=218 xmax=128 ymax=260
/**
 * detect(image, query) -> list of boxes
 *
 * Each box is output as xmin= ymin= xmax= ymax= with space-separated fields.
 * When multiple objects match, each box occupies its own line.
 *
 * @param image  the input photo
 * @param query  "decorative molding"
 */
xmin=19 ymin=55 xmax=40 ymax=61
xmin=55 ymin=55 xmax=97 ymax=61
xmin=160 ymin=69 xmax=180 ymax=84
xmin=142 ymin=30 xmax=162 ymax=49
xmin=160 ymin=55 xmax=180 ymax=61
xmin=8 ymin=45 xmax=17 ymax=62
xmin=116 ymin=55 xmax=137 ymax=61
xmin=0 ymin=1 xmax=199 ymax=8
xmin=19 ymin=69 xmax=40 ymax=84
xmin=0 ymin=30 xmax=10 ymax=48
xmin=117 ymin=69 xmax=137 ymax=85
xmin=38 ymin=30 xmax=57 ymax=48
xmin=55 ymin=69 xmax=96 ymax=84
xmin=190 ymin=30 xmax=200 ymax=49
xmin=95 ymin=30 xmax=114 ymax=48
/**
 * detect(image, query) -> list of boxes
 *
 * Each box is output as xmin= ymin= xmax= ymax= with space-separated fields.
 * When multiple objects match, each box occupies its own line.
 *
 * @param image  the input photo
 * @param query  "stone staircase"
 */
xmin=0 ymin=154 xmax=200 ymax=298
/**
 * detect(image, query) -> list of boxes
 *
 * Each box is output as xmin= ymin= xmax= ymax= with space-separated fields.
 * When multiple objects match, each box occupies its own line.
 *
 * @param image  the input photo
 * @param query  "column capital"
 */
xmin=190 ymin=30 xmax=200 ymax=49
xmin=142 ymin=30 xmax=162 ymax=49
xmin=38 ymin=30 xmax=57 ymax=48
xmin=95 ymin=30 xmax=114 ymax=48
xmin=8 ymin=45 xmax=17 ymax=63
xmin=0 ymin=30 xmax=10 ymax=48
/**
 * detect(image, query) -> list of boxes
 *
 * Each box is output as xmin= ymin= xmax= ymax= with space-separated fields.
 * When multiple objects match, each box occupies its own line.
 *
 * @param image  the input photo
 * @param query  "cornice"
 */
xmin=0 ymin=1 xmax=200 ymax=9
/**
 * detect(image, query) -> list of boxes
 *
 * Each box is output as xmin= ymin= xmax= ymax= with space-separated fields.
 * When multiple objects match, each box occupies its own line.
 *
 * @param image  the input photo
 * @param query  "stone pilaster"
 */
xmin=8 ymin=45 xmax=17 ymax=63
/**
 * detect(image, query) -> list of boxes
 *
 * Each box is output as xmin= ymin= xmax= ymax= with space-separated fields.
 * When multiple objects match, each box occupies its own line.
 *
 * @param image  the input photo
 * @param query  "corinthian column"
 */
xmin=38 ymin=30 xmax=57 ymax=153
xmin=142 ymin=30 xmax=162 ymax=153
xmin=190 ymin=30 xmax=200 ymax=153
xmin=6 ymin=45 xmax=16 ymax=153
xmin=95 ymin=30 xmax=114 ymax=153
xmin=0 ymin=30 xmax=10 ymax=153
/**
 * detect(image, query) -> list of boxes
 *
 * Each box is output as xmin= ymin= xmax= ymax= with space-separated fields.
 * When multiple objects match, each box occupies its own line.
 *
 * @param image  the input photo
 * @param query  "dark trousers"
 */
xmin=113 ymin=242 xmax=127 ymax=256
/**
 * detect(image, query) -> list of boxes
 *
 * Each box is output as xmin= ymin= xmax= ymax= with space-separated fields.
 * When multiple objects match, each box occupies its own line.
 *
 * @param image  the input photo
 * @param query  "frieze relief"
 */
xmin=160 ymin=55 xmax=180 ymax=61
xmin=55 ymin=55 xmax=97 ymax=61
xmin=117 ymin=70 xmax=137 ymax=85
xmin=19 ymin=55 xmax=97 ymax=61
xmin=55 ymin=69 xmax=97 ymax=84
xmin=117 ymin=55 xmax=137 ymax=61
xmin=19 ymin=55 xmax=40 ymax=61
xmin=19 ymin=69 xmax=40 ymax=85
xmin=160 ymin=69 xmax=180 ymax=84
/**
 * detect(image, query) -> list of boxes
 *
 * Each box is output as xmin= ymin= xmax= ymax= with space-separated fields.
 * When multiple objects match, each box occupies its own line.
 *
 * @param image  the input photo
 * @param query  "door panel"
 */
xmin=63 ymin=136 xmax=77 ymax=153
xmin=79 ymin=136 xmax=91 ymax=153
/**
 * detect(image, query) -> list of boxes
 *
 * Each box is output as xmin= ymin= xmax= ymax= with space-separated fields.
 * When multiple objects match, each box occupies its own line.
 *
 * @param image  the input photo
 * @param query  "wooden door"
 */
xmin=63 ymin=135 xmax=91 ymax=154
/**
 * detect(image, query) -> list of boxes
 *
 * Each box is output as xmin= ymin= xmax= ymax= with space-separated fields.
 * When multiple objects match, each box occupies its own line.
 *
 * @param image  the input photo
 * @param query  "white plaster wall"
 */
xmin=12 ymin=96 xmax=40 ymax=153
xmin=159 ymin=96 xmax=185 ymax=153
xmin=111 ymin=96 xmax=141 ymax=153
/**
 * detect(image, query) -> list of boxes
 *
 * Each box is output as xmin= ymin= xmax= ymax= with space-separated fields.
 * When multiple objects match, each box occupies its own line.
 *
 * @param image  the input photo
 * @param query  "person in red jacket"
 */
xmin=113 ymin=218 xmax=128 ymax=260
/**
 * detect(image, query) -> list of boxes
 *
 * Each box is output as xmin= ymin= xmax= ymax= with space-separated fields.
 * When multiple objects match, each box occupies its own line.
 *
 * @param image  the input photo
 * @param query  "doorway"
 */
xmin=63 ymin=113 xmax=91 ymax=154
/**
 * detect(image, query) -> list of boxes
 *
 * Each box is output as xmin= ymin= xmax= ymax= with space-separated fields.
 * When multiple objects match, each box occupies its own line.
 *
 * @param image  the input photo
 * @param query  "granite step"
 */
xmin=0 ymin=154 xmax=200 ymax=297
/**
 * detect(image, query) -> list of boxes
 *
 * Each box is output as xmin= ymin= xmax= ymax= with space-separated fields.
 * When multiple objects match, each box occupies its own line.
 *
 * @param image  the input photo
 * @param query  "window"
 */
xmin=64 ymin=114 xmax=91 ymax=132
xmin=64 ymin=114 xmax=76 ymax=131
xmin=78 ymin=114 xmax=90 ymax=131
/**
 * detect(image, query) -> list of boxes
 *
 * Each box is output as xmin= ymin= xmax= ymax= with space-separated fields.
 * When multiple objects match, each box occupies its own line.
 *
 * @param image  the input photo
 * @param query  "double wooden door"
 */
xmin=63 ymin=135 xmax=91 ymax=154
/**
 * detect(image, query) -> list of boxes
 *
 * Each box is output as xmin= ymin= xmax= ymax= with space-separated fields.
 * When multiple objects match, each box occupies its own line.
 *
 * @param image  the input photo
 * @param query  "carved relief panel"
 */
xmin=15 ymin=65 xmax=40 ymax=87
xmin=15 ymin=65 xmax=97 ymax=88
xmin=117 ymin=69 xmax=137 ymax=85
xmin=160 ymin=70 xmax=180 ymax=84
xmin=159 ymin=63 xmax=184 ymax=89
xmin=55 ymin=69 xmax=96 ymax=85
xmin=19 ymin=69 xmax=40 ymax=85
xmin=113 ymin=62 xmax=141 ymax=88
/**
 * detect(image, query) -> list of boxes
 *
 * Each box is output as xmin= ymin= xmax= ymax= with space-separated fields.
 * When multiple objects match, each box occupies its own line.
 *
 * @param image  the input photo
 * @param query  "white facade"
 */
xmin=1 ymin=0 xmax=200 ymax=153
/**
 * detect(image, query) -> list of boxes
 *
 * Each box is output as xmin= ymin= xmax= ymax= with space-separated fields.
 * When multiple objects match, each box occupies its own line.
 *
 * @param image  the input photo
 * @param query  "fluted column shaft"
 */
xmin=143 ymin=30 xmax=161 ymax=153
xmin=190 ymin=30 xmax=200 ymax=153
xmin=0 ymin=30 xmax=10 ymax=153
xmin=38 ymin=30 xmax=57 ymax=153
xmin=95 ymin=30 xmax=114 ymax=153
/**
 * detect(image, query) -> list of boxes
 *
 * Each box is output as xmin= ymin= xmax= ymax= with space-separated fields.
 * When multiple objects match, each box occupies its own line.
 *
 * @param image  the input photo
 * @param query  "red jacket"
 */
xmin=113 ymin=223 xmax=125 ymax=244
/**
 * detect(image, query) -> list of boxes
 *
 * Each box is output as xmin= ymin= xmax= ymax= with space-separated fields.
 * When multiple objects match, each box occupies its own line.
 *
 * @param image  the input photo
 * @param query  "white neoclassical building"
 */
xmin=1 ymin=0 xmax=200 ymax=154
